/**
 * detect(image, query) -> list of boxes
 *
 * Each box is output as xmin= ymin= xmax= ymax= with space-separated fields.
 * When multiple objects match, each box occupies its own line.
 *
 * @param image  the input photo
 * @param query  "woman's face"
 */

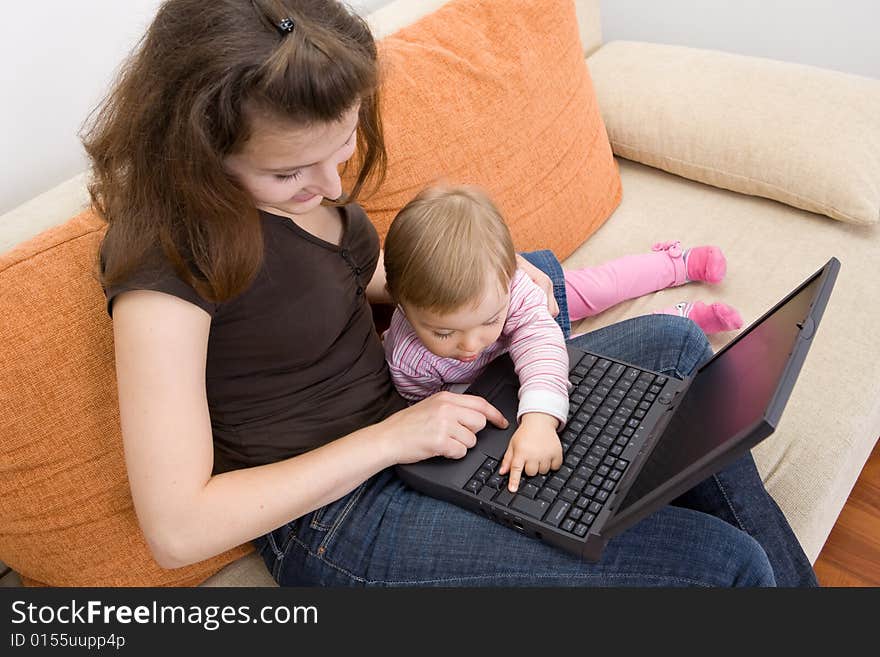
xmin=224 ymin=104 xmax=361 ymax=217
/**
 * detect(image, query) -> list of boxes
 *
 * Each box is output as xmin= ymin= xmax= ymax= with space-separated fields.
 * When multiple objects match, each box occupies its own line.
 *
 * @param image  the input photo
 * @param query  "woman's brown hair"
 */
xmin=384 ymin=184 xmax=517 ymax=314
xmin=84 ymin=0 xmax=386 ymax=302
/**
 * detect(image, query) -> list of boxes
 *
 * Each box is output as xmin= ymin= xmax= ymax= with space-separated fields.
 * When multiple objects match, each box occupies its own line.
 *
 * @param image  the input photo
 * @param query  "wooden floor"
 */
xmin=813 ymin=440 xmax=880 ymax=587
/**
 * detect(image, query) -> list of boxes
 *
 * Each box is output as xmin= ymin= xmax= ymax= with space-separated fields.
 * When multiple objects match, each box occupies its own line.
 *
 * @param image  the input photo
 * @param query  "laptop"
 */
xmin=396 ymin=258 xmax=839 ymax=561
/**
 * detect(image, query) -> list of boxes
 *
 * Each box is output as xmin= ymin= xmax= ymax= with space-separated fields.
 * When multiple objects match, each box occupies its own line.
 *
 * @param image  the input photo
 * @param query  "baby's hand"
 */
xmin=498 ymin=413 xmax=563 ymax=492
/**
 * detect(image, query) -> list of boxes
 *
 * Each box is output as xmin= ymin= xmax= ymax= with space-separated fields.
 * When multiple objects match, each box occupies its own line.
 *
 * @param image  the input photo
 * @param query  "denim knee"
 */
xmin=679 ymin=315 xmax=713 ymax=370
xmin=654 ymin=314 xmax=714 ymax=376
xmin=733 ymin=533 xmax=776 ymax=587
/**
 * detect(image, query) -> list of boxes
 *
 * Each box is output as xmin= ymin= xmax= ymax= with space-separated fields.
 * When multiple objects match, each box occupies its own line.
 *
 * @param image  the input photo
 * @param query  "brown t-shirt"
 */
xmin=104 ymin=203 xmax=407 ymax=474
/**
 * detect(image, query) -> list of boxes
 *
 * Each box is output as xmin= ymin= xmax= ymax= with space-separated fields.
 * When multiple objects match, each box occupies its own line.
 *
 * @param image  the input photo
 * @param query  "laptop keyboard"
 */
xmin=463 ymin=352 xmax=668 ymax=538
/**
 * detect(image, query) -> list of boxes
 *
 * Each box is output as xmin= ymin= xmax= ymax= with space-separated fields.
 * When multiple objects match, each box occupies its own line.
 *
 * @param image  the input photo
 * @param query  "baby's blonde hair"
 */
xmin=384 ymin=184 xmax=517 ymax=314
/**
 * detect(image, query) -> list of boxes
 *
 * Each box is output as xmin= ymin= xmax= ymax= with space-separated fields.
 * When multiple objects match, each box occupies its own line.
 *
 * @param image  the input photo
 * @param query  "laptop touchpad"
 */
xmin=478 ymin=383 xmax=518 ymax=459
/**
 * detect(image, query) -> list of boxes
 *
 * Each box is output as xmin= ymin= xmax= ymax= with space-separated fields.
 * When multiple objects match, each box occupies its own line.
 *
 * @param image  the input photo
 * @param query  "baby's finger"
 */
xmin=498 ymin=446 xmax=513 ymax=475
xmin=507 ymin=461 xmax=525 ymax=492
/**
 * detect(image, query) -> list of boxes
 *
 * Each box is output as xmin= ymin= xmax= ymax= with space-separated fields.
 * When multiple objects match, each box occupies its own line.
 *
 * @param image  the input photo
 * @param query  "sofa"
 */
xmin=1 ymin=0 xmax=878 ymax=587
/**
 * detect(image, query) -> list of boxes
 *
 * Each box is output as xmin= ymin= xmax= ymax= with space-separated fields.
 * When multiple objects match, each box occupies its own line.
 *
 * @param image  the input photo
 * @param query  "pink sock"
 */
xmin=655 ymin=301 xmax=743 ymax=335
xmin=685 ymin=246 xmax=727 ymax=284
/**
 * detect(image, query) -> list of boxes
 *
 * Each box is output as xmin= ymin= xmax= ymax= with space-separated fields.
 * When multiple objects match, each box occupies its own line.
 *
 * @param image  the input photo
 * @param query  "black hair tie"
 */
xmin=276 ymin=17 xmax=295 ymax=36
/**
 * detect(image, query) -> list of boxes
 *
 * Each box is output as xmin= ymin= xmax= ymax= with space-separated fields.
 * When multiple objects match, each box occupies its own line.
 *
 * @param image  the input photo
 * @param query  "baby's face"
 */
xmin=403 ymin=280 xmax=510 ymax=362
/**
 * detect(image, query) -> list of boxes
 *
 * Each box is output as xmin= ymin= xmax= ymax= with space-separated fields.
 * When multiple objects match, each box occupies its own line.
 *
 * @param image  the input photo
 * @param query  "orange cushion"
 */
xmin=346 ymin=0 xmax=622 ymax=259
xmin=0 ymin=210 xmax=251 ymax=586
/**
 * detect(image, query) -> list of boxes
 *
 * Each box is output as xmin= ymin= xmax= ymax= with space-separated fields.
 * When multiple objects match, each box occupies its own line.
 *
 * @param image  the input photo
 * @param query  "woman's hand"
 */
xmin=379 ymin=391 xmax=509 ymax=464
xmin=515 ymin=254 xmax=559 ymax=317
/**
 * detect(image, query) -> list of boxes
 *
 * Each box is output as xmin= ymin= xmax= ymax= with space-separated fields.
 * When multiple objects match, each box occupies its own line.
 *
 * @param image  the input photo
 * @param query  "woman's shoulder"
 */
xmin=342 ymin=201 xmax=371 ymax=226
xmin=342 ymin=201 xmax=380 ymax=256
xmin=101 ymin=245 xmax=218 ymax=319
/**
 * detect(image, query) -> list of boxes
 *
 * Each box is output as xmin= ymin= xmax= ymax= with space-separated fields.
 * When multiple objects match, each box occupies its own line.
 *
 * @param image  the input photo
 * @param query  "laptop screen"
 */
xmin=613 ymin=271 xmax=823 ymax=516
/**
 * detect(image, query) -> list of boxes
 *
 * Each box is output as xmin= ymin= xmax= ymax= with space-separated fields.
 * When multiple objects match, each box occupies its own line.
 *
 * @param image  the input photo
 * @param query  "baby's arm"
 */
xmin=383 ymin=309 xmax=444 ymax=403
xmin=498 ymin=271 xmax=571 ymax=490
xmin=387 ymin=356 xmax=444 ymax=403
xmin=504 ymin=271 xmax=571 ymax=425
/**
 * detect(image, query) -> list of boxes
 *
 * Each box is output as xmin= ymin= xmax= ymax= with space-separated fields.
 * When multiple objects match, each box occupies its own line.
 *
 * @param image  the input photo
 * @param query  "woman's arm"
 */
xmin=112 ymin=289 xmax=506 ymax=568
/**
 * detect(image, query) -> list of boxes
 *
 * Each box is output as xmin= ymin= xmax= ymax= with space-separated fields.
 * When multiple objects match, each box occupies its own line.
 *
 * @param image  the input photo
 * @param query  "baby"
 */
xmin=382 ymin=184 xmax=741 ymax=492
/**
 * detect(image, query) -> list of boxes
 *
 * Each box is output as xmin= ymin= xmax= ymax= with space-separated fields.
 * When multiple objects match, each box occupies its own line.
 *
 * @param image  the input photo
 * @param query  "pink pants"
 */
xmin=564 ymin=245 xmax=687 ymax=321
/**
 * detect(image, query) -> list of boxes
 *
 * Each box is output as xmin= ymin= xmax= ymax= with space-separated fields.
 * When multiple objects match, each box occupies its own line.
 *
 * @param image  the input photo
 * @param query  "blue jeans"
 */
xmin=254 ymin=251 xmax=817 ymax=587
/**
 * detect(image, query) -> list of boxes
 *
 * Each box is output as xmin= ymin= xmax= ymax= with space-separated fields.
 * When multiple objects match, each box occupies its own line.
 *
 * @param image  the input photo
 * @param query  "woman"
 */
xmin=85 ymin=0 xmax=816 ymax=586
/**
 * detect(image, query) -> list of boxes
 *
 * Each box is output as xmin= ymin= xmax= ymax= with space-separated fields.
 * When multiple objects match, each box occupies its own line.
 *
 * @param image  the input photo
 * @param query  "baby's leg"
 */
xmin=564 ymin=241 xmax=727 ymax=321
xmin=655 ymin=301 xmax=743 ymax=335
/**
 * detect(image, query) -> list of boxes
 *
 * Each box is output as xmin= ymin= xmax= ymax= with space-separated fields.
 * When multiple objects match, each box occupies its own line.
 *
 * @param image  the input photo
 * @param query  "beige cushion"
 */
xmin=587 ymin=41 xmax=880 ymax=226
xmin=1 ymin=569 xmax=22 ymax=587
xmin=200 ymin=551 xmax=277 ymax=587
xmin=564 ymin=158 xmax=880 ymax=562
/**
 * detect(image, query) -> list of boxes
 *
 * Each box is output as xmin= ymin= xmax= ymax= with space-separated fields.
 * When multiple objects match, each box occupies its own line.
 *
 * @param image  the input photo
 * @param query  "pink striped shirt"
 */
xmin=382 ymin=269 xmax=571 ymax=426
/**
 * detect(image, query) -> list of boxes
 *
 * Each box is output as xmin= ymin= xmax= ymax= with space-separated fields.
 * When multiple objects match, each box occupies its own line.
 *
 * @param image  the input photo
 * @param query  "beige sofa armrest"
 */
xmin=0 ymin=561 xmax=23 ymax=587
xmin=0 ymin=172 xmax=89 ymax=254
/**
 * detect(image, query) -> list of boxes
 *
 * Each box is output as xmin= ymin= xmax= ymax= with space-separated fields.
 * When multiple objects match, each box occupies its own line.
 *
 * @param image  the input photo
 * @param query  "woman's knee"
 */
xmin=730 ymin=533 xmax=776 ymax=587
xmin=650 ymin=314 xmax=713 ymax=376
xmin=643 ymin=505 xmax=775 ymax=587
xmin=685 ymin=520 xmax=775 ymax=587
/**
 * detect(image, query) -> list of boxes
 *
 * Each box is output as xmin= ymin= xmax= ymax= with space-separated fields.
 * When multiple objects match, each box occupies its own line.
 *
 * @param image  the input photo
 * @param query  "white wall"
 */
xmin=0 ymin=1 xmax=165 ymax=215
xmin=602 ymin=0 xmax=879 ymax=80
xmin=1 ymin=0 xmax=877 ymax=215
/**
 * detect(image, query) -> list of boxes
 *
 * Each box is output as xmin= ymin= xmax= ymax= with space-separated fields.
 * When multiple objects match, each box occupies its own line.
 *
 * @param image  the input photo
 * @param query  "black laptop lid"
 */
xmin=604 ymin=258 xmax=839 ymax=534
